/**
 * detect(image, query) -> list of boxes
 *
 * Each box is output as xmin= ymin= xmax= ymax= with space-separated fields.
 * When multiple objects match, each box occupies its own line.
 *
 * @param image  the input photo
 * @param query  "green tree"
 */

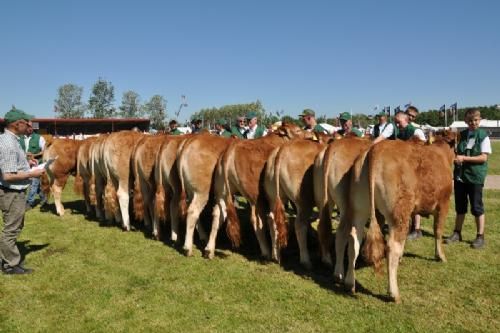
xmin=144 ymin=95 xmax=167 ymax=130
xmin=191 ymin=100 xmax=266 ymax=127
xmin=54 ymin=83 xmax=86 ymax=118
xmin=119 ymin=90 xmax=143 ymax=118
xmin=88 ymin=78 xmax=115 ymax=118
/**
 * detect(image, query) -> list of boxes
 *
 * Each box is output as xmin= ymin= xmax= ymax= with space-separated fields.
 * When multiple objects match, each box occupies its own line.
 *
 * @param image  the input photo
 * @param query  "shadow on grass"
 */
xmin=18 ymin=240 xmax=50 ymax=263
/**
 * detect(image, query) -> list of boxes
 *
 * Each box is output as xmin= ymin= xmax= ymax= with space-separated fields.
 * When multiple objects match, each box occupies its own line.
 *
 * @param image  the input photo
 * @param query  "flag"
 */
xmin=450 ymin=102 xmax=457 ymax=110
xmin=385 ymin=106 xmax=391 ymax=117
xmin=439 ymin=104 xmax=445 ymax=112
xmin=404 ymin=102 xmax=412 ymax=108
xmin=374 ymin=105 xmax=379 ymax=111
xmin=394 ymin=106 xmax=401 ymax=113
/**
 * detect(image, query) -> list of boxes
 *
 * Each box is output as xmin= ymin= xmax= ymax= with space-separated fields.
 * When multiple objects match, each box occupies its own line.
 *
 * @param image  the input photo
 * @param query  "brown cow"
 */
xmin=206 ymin=124 xmax=313 ymax=260
xmin=154 ymin=134 xmax=192 ymax=243
xmin=177 ymin=133 xmax=232 ymax=256
xmin=89 ymin=134 xmax=109 ymax=221
xmin=74 ymin=136 xmax=98 ymax=215
xmin=101 ymin=131 xmax=144 ymax=230
xmin=314 ymin=137 xmax=372 ymax=283
xmin=264 ymin=136 xmax=330 ymax=267
xmin=350 ymin=131 xmax=456 ymax=303
xmin=42 ymin=138 xmax=83 ymax=216
xmin=131 ymin=134 xmax=169 ymax=238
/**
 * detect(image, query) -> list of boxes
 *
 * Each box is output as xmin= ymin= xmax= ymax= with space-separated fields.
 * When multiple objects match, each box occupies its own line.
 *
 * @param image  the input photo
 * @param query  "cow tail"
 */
xmin=104 ymin=159 xmax=118 ymax=217
xmin=362 ymin=149 xmax=385 ymax=275
xmin=132 ymin=156 xmax=145 ymax=221
xmin=154 ymin=155 xmax=167 ymax=222
xmin=272 ymin=148 xmax=288 ymax=249
xmin=73 ymin=156 xmax=84 ymax=196
xmin=317 ymin=146 xmax=333 ymax=257
xmin=224 ymin=150 xmax=241 ymax=248
xmin=89 ymin=174 xmax=97 ymax=205
xmin=176 ymin=146 xmax=188 ymax=222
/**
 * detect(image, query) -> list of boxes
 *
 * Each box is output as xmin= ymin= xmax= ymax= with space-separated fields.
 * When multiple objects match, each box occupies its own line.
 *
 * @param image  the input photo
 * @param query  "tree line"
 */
xmin=54 ymin=79 xmax=500 ymax=130
xmin=54 ymin=79 xmax=167 ymax=129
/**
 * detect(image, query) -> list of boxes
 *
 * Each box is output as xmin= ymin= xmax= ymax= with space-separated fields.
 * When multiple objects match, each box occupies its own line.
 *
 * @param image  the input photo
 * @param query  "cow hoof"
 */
xmin=301 ymin=261 xmax=313 ymax=271
xmin=203 ymin=250 xmax=215 ymax=260
xmin=391 ymin=295 xmax=402 ymax=304
xmin=333 ymin=274 xmax=343 ymax=284
xmin=183 ymin=248 xmax=193 ymax=257
xmin=344 ymin=283 xmax=356 ymax=294
xmin=435 ymin=255 xmax=447 ymax=263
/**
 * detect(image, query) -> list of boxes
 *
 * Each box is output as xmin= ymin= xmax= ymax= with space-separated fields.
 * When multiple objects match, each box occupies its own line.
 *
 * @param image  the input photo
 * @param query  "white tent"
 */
xmin=449 ymin=120 xmax=500 ymax=128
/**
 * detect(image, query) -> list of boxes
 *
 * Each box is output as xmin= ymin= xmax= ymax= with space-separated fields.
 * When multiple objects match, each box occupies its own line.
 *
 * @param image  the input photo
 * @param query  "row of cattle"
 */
xmin=40 ymin=124 xmax=457 ymax=303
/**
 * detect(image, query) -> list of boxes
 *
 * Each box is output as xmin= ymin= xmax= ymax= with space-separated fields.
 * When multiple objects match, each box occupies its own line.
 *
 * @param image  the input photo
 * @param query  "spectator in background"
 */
xmin=231 ymin=116 xmax=247 ymax=139
xmin=168 ymin=120 xmax=182 ymax=135
xmin=299 ymin=109 xmax=328 ymax=134
xmin=191 ymin=119 xmax=203 ymax=133
xmin=372 ymin=111 xmax=396 ymax=144
xmin=19 ymin=121 xmax=47 ymax=209
xmin=405 ymin=105 xmax=421 ymax=128
xmin=336 ymin=112 xmax=363 ymax=137
xmin=0 ymin=107 xmax=46 ymax=275
xmin=215 ymin=119 xmax=232 ymax=138
xmin=244 ymin=112 xmax=267 ymax=139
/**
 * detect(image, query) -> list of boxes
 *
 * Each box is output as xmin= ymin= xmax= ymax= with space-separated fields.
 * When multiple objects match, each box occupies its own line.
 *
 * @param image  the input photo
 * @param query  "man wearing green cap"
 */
xmin=0 ymin=107 xmax=45 ymax=275
xmin=215 ymin=119 xmax=232 ymax=138
xmin=230 ymin=116 xmax=247 ymax=138
xmin=299 ymin=109 xmax=328 ymax=134
xmin=372 ymin=111 xmax=396 ymax=144
xmin=244 ymin=111 xmax=266 ymax=139
xmin=336 ymin=112 xmax=363 ymax=137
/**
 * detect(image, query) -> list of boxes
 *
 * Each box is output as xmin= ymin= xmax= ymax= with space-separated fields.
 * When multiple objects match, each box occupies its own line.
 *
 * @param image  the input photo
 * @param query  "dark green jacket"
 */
xmin=305 ymin=124 xmax=328 ymax=134
xmin=337 ymin=127 xmax=363 ymax=137
xmin=231 ymin=126 xmax=246 ymax=139
xmin=455 ymin=129 xmax=489 ymax=184
xmin=170 ymin=129 xmax=182 ymax=135
xmin=19 ymin=133 xmax=42 ymax=162
xmin=396 ymin=123 xmax=416 ymax=141
xmin=219 ymin=129 xmax=232 ymax=138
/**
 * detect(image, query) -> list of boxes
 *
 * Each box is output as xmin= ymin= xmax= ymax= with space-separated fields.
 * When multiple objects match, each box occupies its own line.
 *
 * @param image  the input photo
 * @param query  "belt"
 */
xmin=0 ymin=185 xmax=26 ymax=193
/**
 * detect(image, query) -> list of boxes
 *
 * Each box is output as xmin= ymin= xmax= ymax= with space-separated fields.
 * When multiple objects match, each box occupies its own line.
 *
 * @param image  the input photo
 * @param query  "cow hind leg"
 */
xmin=170 ymin=192 xmax=180 ymax=243
xmin=344 ymin=225 xmax=365 ymax=293
xmin=52 ymin=183 xmax=65 ymax=216
xmin=386 ymin=219 xmax=408 ymax=304
xmin=333 ymin=216 xmax=350 ymax=283
xmin=183 ymin=193 xmax=208 ymax=257
xmin=434 ymin=201 xmax=449 ymax=262
xmin=205 ymin=198 xmax=227 ymax=259
xmin=250 ymin=205 xmax=271 ymax=260
xmin=117 ymin=186 xmax=130 ymax=231
xmin=295 ymin=205 xmax=314 ymax=270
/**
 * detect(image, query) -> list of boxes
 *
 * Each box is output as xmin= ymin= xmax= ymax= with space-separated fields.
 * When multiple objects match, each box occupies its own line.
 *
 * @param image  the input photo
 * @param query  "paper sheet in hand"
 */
xmin=32 ymin=156 xmax=58 ymax=171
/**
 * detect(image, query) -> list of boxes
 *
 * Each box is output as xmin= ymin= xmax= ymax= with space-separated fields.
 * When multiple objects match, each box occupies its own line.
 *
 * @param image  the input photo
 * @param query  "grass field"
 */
xmin=1 ymin=154 xmax=500 ymax=332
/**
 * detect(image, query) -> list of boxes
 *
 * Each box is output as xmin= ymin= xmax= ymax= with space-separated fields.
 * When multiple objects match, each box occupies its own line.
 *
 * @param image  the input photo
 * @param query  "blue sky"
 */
xmin=1 ymin=0 xmax=499 ymax=121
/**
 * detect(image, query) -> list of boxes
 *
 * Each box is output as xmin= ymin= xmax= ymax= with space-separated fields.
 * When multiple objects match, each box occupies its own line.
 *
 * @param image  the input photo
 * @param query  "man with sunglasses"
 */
xmin=230 ymin=116 xmax=247 ymax=138
xmin=336 ymin=112 xmax=363 ymax=137
xmin=0 ymin=107 xmax=46 ymax=275
xmin=299 ymin=109 xmax=328 ymax=134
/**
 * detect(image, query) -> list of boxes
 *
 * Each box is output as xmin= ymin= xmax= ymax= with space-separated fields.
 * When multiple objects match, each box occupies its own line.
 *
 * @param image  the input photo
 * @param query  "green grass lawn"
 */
xmin=488 ymin=140 xmax=500 ymax=175
xmin=1 ymin=182 xmax=500 ymax=332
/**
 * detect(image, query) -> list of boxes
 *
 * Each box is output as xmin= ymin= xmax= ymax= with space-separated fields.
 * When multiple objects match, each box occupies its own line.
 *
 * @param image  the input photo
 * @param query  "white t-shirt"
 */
xmin=466 ymin=130 xmax=492 ymax=154
xmin=413 ymin=128 xmax=426 ymax=141
xmin=246 ymin=126 xmax=267 ymax=139
xmin=378 ymin=122 xmax=395 ymax=138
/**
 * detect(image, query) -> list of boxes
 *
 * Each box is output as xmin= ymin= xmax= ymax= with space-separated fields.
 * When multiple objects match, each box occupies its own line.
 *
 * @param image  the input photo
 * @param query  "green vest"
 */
xmin=313 ymin=124 xmax=328 ymax=134
xmin=338 ymin=127 xmax=363 ymax=137
xmin=220 ymin=129 xmax=232 ymax=138
xmin=396 ymin=123 xmax=416 ymax=141
xmin=247 ymin=125 xmax=265 ymax=139
xmin=19 ymin=133 xmax=42 ymax=162
xmin=170 ymin=129 xmax=182 ymax=135
xmin=231 ymin=126 xmax=246 ymax=139
xmin=455 ymin=129 xmax=488 ymax=184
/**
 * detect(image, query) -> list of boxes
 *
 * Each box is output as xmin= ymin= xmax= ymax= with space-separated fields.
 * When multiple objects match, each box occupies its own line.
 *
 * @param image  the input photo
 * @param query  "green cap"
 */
xmin=339 ymin=112 xmax=351 ymax=121
xmin=4 ymin=107 xmax=34 ymax=124
xmin=216 ymin=118 xmax=226 ymax=126
xmin=299 ymin=109 xmax=315 ymax=117
xmin=246 ymin=111 xmax=258 ymax=120
xmin=376 ymin=111 xmax=387 ymax=117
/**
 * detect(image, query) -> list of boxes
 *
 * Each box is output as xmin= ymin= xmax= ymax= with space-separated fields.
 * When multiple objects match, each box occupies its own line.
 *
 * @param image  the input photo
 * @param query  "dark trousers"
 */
xmin=454 ymin=180 xmax=484 ymax=217
xmin=0 ymin=188 xmax=26 ymax=268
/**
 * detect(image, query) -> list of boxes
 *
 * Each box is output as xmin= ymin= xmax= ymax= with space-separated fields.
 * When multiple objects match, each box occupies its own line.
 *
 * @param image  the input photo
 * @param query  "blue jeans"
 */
xmin=26 ymin=177 xmax=46 ymax=206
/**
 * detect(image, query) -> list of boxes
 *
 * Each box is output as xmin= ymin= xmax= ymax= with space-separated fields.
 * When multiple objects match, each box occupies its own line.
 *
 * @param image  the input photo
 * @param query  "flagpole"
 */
xmin=444 ymin=105 xmax=447 ymax=128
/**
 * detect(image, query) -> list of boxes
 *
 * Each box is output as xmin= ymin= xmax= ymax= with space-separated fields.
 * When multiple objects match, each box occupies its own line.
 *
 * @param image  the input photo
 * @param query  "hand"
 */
xmin=454 ymin=155 xmax=465 ymax=164
xmin=28 ymin=159 xmax=38 ymax=167
xmin=30 ymin=168 xmax=46 ymax=178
